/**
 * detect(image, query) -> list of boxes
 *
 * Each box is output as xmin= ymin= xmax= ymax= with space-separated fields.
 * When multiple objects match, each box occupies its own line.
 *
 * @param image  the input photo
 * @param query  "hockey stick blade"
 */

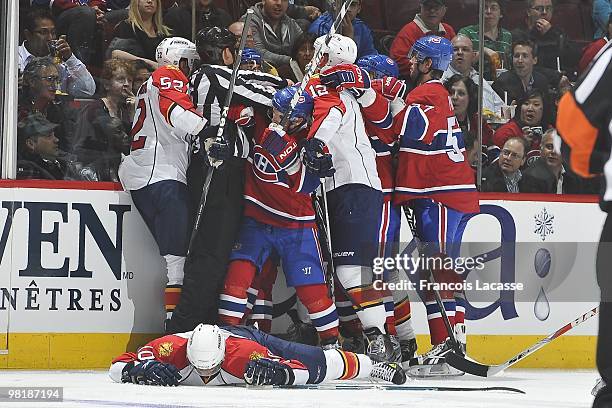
xmin=445 ymin=306 xmax=599 ymax=377
xmin=237 ymin=383 xmax=524 ymax=393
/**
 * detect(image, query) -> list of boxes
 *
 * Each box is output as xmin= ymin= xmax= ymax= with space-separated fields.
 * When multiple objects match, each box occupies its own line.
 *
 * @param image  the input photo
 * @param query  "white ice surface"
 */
xmin=0 ymin=369 xmax=598 ymax=408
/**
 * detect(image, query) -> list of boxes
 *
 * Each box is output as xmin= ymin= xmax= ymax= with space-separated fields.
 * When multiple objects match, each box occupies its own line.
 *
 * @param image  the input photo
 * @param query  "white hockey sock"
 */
xmin=322 ymin=349 xmax=373 ymax=381
xmin=336 ymin=265 xmax=387 ymax=333
xmin=163 ymin=254 xmax=185 ymax=286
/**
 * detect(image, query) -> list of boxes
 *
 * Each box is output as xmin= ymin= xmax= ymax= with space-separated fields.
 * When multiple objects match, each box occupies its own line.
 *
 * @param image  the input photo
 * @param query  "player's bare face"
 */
xmin=272 ymin=108 xmax=303 ymax=130
xmin=263 ymin=0 xmax=289 ymax=21
xmin=409 ymin=55 xmax=420 ymax=81
xmin=240 ymin=61 xmax=261 ymax=72
xmin=520 ymin=95 xmax=543 ymax=126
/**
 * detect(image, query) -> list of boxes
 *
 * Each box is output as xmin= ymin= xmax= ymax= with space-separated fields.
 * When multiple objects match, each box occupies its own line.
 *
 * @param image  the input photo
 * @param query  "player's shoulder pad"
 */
xmin=154 ymin=65 xmax=188 ymax=81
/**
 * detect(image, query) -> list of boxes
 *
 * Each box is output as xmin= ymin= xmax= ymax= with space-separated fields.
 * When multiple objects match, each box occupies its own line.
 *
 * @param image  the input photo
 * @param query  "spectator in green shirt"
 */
xmin=458 ymin=0 xmax=512 ymax=80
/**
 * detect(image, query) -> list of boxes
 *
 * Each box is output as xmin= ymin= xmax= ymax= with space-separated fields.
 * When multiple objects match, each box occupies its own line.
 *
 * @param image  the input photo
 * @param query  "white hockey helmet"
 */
xmin=156 ymin=37 xmax=200 ymax=72
xmin=314 ymin=34 xmax=358 ymax=68
xmin=186 ymin=324 xmax=226 ymax=377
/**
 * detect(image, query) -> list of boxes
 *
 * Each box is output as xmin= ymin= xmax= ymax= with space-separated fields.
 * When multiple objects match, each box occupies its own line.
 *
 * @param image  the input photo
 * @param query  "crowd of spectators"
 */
xmin=15 ymin=0 xmax=609 ymax=194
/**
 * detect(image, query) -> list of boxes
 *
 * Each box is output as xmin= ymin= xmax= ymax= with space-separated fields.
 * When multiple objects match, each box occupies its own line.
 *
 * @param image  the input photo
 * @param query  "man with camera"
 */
xmin=19 ymin=8 xmax=95 ymax=98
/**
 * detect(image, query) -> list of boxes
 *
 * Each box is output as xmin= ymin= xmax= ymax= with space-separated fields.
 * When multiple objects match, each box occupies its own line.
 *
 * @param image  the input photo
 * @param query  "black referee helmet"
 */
xmin=196 ymin=27 xmax=237 ymax=65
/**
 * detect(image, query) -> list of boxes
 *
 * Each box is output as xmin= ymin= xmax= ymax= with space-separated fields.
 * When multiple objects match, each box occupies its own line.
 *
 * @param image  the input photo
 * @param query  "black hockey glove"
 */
xmin=208 ymin=137 xmax=232 ymax=163
xmin=244 ymin=358 xmax=292 ymax=386
xmin=121 ymin=360 xmax=181 ymax=386
xmin=196 ymin=125 xmax=232 ymax=167
xmin=301 ymin=138 xmax=335 ymax=178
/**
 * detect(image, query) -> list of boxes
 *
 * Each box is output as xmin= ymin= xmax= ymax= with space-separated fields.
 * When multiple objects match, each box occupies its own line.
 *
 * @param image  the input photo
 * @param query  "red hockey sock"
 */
xmin=164 ymin=284 xmax=182 ymax=319
xmin=218 ymin=260 xmax=257 ymax=326
xmin=295 ymin=284 xmax=339 ymax=342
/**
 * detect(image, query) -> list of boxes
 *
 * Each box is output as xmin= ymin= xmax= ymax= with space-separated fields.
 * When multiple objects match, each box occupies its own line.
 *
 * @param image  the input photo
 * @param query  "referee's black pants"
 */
xmin=594 ymin=213 xmax=612 ymax=407
xmin=166 ymin=156 xmax=245 ymax=334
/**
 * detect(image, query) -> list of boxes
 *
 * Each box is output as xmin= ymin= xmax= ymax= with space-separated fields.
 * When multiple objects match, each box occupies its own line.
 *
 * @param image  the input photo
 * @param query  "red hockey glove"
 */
xmin=320 ymin=64 xmax=371 ymax=95
xmin=253 ymin=124 xmax=299 ymax=175
xmin=372 ymin=77 xmax=407 ymax=101
xmin=228 ymin=105 xmax=255 ymax=127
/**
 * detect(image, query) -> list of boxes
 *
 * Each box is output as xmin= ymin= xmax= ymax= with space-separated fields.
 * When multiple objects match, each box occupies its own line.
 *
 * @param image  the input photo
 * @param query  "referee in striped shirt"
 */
xmin=166 ymin=26 xmax=291 ymax=334
xmin=557 ymin=40 xmax=612 ymax=407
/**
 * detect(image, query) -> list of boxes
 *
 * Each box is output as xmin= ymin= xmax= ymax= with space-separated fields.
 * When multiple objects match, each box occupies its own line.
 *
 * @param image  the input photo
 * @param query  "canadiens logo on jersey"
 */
xmin=158 ymin=342 xmax=174 ymax=357
xmin=252 ymin=153 xmax=281 ymax=183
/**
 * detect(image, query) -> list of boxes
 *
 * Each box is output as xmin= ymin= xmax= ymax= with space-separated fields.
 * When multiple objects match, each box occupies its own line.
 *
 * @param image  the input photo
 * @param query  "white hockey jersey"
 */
xmin=305 ymin=77 xmax=381 ymax=193
xmin=118 ymin=65 xmax=207 ymax=191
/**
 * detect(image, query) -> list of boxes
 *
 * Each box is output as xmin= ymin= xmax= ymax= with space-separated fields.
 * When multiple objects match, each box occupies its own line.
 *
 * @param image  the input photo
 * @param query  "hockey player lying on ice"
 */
xmin=109 ymin=324 xmax=406 ymax=386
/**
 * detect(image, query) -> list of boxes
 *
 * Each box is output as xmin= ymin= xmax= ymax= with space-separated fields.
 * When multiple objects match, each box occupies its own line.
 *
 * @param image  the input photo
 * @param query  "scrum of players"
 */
xmin=111 ymin=26 xmax=479 ymax=387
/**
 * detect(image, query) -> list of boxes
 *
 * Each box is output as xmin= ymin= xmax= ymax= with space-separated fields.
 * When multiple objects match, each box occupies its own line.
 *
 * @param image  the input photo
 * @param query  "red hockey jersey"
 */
xmin=110 ymin=329 xmax=310 ymax=386
xmin=244 ymin=126 xmax=321 ymax=229
xmin=362 ymin=80 xmax=479 ymax=214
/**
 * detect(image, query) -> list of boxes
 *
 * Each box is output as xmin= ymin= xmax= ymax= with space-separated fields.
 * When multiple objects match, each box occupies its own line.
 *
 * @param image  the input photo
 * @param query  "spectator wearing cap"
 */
xmin=441 ymin=34 xmax=504 ymax=115
xmin=19 ymin=8 xmax=95 ymax=98
xmin=308 ymin=0 xmax=377 ymax=59
xmin=481 ymin=136 xmax=528 ymax=192
xmin=458 ymin=0 xmax=512 ymax=80
xmin=17 ymin=113 xmax=68 ymax=180
xmin=19 ymin=56 xmax=77 ymax=153
xmin=389 ymin=0 xmax=456 ymax=81
xmin=243 ymin=0 xmax=303 ymax=68
xmin=592 ymin=0 xmax=611 ymax=39
xmin=521 ymin=128 xmax=582 ymax=194
xmin=164 ymin=0 xmax=233 ymax=41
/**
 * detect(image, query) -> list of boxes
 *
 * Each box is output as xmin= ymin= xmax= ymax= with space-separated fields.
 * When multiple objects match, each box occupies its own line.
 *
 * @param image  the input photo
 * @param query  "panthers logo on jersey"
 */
xmin=158 ymin=342 xmax=174 ymax=357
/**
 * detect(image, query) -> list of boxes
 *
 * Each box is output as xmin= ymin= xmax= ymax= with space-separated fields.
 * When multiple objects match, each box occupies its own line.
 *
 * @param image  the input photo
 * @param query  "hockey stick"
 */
xmin=445 ymin=306 xmax=599 ymax=377
xmin=312 ymin=193 xmax=335 ymax=299
xmin=235 ymin=383 xmax=524 ymax=393
xmin=401 ymin=205 xmax=463 ymax=355
xmin=279 ymin=0 xmax=352 ymax=128
xmin=186 ymin=9 xmax=254 ymax=257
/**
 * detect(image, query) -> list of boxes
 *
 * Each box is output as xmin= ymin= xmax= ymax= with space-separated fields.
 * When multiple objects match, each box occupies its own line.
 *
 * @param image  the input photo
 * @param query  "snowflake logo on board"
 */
xmin=534 ymin=208 xmax=554 ymax=241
